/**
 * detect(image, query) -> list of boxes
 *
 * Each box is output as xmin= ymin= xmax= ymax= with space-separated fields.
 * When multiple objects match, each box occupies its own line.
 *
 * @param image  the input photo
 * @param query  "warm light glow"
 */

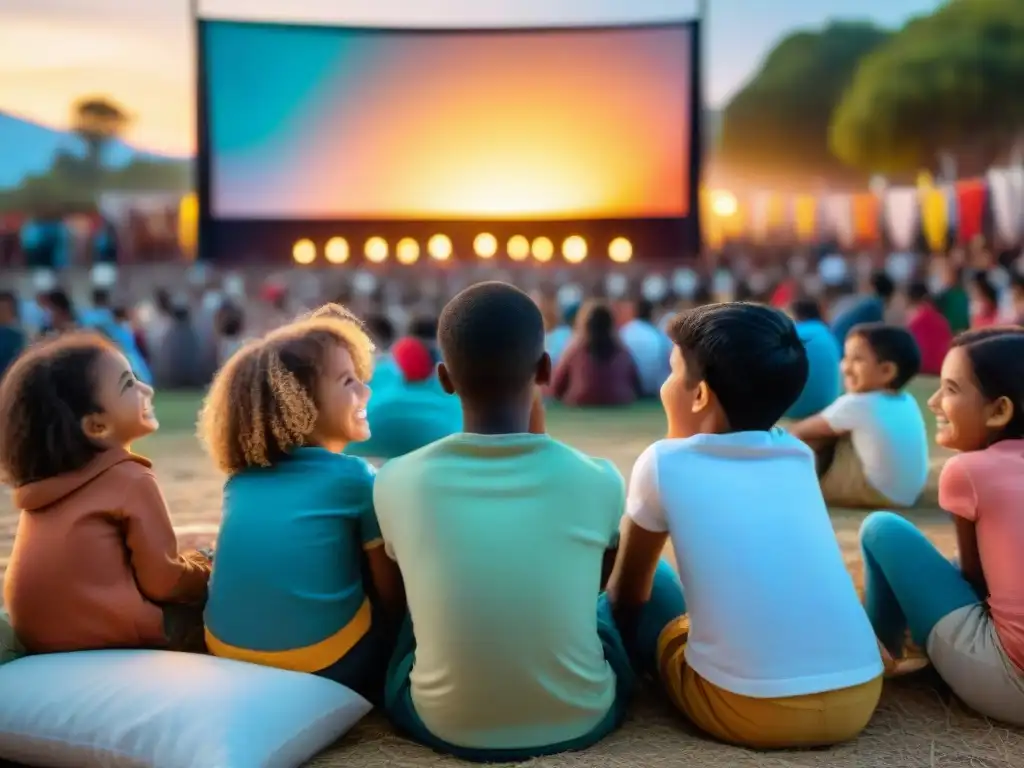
xmin=324 ymin=237 xmax=349 ymax=264
xmin=710 ymin=190 xmax=738 ymax=218
xmin=474 ymin=232 xmax=498 ymax=258
xmin=608 ymin=237 xmax=633 ymax=263
xmin=507 ymin=235 xmax=530 ymax=261
xmin=562 ymin=235 xmax=588 ymax=264
xmin=396 ymin=237 xmax=420 ymax=265
xmin=292 ymin=238 xmax=316 ymax=265
xmin=427 ymin=234 xmax=453 ymax=261
xmin=364 ymin=237 xmax=389 ymax=263
xmin=531 ymin=237 xmax=554 ymax=262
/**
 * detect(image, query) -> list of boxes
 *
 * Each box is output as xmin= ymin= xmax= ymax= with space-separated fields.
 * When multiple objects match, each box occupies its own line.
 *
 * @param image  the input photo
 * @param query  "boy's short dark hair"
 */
xmin=906 ymin=280 xmax=931 ymax=304
xmin=364 ymin=314 xmax=395 ymax=349
xmin=438 ymin=281 xmax=545 ymax=402
xmin=47 ymin=289 xmax=73 ymax=315
xmin=848 ymin=322 xmax=921 ymax=390
xmin=409 ymin=316 xmax=439 ymax=342
xmin=634 ymin=299 xmax=655 ymax=323
xmin=667 ymin=302 xmax=809 ymax=432
xmin=870 ymin=271 xmax=895 ymax=300
xmin=0 ymin=332 xmax=115 ymax=487
xmin=789 ymin=297 xmax=822 ymax=322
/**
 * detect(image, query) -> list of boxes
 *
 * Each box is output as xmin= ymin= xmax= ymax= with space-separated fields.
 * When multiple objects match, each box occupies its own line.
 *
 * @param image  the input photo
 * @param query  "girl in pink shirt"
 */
xmin=859 ymin=328 xmax=1024 ymax=726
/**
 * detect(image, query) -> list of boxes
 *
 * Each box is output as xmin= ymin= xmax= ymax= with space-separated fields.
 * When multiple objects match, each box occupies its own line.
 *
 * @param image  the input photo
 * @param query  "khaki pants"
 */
xmin=928 ymin=604 xmax=1024 ymax=727
xmin=818 ymin=436 xmax=897 ymax=509
xmin=658 ymin=616 xmax=882 ymax=748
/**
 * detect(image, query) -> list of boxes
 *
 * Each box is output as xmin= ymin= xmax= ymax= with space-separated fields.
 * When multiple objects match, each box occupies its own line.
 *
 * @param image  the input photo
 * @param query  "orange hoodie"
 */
xmin=3 ymin=449 xmax=211 ymax=653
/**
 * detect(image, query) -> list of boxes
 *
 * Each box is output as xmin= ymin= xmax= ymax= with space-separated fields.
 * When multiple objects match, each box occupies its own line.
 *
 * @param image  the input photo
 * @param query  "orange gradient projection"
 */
xmin=207 ymin=23 xmax=692 ymax=220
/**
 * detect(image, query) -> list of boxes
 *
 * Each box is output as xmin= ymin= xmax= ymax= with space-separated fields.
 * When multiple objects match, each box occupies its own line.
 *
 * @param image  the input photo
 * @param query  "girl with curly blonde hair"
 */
xmin=199 ymin=304 xmax=404 ymax=703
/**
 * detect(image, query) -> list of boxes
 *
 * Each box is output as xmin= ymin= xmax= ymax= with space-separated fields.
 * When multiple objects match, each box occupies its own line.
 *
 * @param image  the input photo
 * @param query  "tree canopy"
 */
xmin=830 ymin=0 xmax=1024 ymax=176
xmin=717 ymin=22 xmax=891 ymax=186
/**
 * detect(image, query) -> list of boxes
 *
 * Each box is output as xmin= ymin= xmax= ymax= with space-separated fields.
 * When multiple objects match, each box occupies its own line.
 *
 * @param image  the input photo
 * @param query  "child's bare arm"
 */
xmin=365 ymin=545 xmax=406 ymax=620
xmin=789 ymin=414 xmax=841 ymax=442
xmin=120 ymin=473 xmax=211 ymax=603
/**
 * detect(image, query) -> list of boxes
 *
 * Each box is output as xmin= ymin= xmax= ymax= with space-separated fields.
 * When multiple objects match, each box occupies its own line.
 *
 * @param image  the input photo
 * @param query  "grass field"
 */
xmin=2 ymin=379 xmax=1021 ymax=768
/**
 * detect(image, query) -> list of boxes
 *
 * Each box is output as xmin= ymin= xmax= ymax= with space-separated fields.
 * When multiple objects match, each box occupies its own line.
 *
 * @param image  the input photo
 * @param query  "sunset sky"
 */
xmin=0 ymin=0 xmax=941 ymax=157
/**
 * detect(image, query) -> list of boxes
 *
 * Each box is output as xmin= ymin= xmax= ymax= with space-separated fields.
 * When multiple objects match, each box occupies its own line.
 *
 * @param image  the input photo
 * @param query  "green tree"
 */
xmin=717 ymin=22 xmax=891 ymax=185
xmin=830 ymin=0 xmax=1024 ymax=176
xmin=70 ymin=96 xmax=130 ymax=187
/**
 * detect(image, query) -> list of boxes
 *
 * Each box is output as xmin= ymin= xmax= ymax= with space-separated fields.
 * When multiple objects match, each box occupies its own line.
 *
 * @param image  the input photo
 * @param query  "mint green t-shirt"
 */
xmin=374 ymin=433 xmax=625 ymax=751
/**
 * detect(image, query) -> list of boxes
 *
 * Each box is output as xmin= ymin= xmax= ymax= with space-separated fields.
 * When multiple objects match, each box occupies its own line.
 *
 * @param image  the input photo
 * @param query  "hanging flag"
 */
xmin=852 ymin=193 xmax=880 ymax=245
xmin=825 ymin=194 xmax=854 ymax=247
xmin=955 ymin=179 xmax=986 ymax=245
xmin=987 ymin=167 xmax=1024 ymax=246
xmin=793 ymin=195 xmax=817 ymax=243
xmin=883 ymin=187 xmax=919 ymax=252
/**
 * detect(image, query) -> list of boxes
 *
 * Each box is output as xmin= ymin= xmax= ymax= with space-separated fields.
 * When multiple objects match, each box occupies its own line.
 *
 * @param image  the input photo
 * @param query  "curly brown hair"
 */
xmin=198 ymin=309 xmax=374 ymax=474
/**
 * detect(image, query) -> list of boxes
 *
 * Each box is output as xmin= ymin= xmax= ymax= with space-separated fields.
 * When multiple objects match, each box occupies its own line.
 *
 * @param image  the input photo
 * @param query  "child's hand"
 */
xmin=529 ymin=387 xmax=546 ymax=434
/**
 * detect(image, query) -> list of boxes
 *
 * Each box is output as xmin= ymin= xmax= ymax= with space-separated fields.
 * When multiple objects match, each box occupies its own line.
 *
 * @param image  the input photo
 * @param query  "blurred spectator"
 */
xmin=831 ymin=270 xmax=894 ymax=345
xmin=932 ymin=256 xmax=970 ymax=333
xmin=905 ymin=281 xmax=952 ymax=376
xmin=153 ymin=304 xmax=205 ymax=389
xmin=0 ymin=291 xmax=25 ymax=380
xmin=968 ymin=271 xmax=1000 ymax=329
xmin=619 ymin=298 xmax=671 ymax=397
xmin=42 ymin=289 xmax=77 ymax=335
xmin=552 ymin=300 xmax=638 ymax=407
xmin=785 ymin=297 xmax=841 ymax=419
xmin=1011 ymin=271 xmax=1024 ymax=326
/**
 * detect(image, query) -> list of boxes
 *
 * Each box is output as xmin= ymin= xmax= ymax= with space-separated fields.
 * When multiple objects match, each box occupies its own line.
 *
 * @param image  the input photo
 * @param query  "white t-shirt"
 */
xmin=627 ymin=431 xmax=882 ymax=699
xmin=821 ymin=392 xmax=929 ymax=506
xmin=619 ymin=319 xmax=671 ymax=397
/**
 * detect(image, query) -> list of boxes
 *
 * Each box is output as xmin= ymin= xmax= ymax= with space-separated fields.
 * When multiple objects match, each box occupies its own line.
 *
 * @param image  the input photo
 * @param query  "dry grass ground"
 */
xmin=2 ymin=380 xmax=1022 ymax=767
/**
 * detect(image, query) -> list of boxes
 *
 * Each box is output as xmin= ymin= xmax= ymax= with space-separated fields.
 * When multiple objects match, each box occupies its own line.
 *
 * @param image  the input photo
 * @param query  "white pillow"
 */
xmin=0 ymin=650 xmax=371 ymax=768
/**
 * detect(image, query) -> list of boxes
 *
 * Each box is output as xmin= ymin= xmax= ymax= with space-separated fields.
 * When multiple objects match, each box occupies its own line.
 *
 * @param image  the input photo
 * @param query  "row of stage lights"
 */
xmin=291 ymin=233 xmax=634 ymax=266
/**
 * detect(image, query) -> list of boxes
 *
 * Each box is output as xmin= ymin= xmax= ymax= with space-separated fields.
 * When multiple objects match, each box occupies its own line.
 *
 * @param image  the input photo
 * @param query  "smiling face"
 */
xmin=310 ymin=342 xmax=371 ymax=450
xmin=81 ymin=349 xmax=158 ymax=449
xmin=840 ymin=334 xmax=895 ymax=394
xmin=928 ymin=345 xmax=1013 ymax=452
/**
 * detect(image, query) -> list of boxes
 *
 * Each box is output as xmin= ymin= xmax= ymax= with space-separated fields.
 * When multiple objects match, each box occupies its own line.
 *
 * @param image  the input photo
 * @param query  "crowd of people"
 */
xmin=0 ymin=243 xmax=1023 ymax=761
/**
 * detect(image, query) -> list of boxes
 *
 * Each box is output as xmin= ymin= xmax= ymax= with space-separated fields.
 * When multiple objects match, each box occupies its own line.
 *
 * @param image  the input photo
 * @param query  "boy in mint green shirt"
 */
xmin=374 ymin=282 xmax=634 ymax=761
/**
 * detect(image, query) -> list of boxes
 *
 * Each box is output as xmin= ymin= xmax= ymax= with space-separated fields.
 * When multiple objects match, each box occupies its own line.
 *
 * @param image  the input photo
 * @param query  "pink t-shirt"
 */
xmin=939 ymin=440 xmax=1024 ymax=671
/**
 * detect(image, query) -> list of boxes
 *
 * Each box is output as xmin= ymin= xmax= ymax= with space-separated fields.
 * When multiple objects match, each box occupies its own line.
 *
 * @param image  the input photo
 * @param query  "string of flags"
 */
xmin=702 ymin=166 xmax=1024 ymax=250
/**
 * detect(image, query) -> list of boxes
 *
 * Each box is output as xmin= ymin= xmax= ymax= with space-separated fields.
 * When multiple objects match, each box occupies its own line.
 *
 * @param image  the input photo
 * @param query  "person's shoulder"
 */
xmin=545 ymin=439 xmax=625 ymax=489
xmin=107 ymin=454 xmax=156 ymax=483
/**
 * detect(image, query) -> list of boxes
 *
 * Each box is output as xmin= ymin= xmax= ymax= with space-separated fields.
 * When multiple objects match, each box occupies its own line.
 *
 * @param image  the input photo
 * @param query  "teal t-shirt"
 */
xmin=374 ymin=433 xmax=625 ymax=750
xmin=204 ymin=448 xmax=382 ymax=671
xmin=349 ymin=380 xmax=463 ymax=460
xmin=786 ymin=319 xmax=841 ymax=419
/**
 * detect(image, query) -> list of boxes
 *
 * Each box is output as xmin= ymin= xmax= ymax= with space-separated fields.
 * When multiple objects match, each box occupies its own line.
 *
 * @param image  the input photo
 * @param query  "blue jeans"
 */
xmin=859 ymin=512 xmax=982 ymax=655
xmin=633 ymin=560 xmax=688 ymax=677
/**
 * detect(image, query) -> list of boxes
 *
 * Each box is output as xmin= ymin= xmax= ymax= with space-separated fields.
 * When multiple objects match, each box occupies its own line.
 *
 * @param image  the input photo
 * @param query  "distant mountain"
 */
xmin=0 ymin=111 xmax=186 ymax=190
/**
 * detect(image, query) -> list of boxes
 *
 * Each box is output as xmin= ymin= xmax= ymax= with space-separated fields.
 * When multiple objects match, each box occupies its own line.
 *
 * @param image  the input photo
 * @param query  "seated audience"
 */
xmin=374 ymin=282 xmax=634 ymax=761
xmin=349 ymin=336 xmax=462 ymax=460
xmin=81 ymin=288 xmax=153 ymax=385
xmin=785 ymin=297 xmax=841 ymax=419
xmin=860 ymin=329 xmax=1024 ymax=727
xmin=620 ymin=299 xmax=672 ymax=397
xmin=0 ymin=333 xmax=211 ymax=654
xmin=610 ymin=302 xmax=883 ymax=748
xmin=1009 ymin=271 xmax=1024 ymax=326
xmin=364 ymin=313 xmax=401 ymax=393
xmin=905 ymin=281 xmax=953 ymax=376
xmin=791 ymin=324 xmax=928 ymax=509
xmin=933 ymin=257 xmax=971 ymax=334
xmin=545 ymin=301 xmax=579 ymax=367
xmin=969 ymin=271 xmax=1001 ymax=329
xmin=199 ymin=307 xmax=404 ymax=704
xmin=831 ymin=271 xmax=894 ymax=345
xmin=0 ymin=291 xmax=25 ymax=380
xmin=552 ymin=301 xmax=639 ymax=407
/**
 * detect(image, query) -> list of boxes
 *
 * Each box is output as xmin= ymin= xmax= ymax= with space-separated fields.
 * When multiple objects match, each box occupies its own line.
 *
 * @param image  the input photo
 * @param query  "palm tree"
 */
xmin=70 ymin=96 xmax=130 ymax=189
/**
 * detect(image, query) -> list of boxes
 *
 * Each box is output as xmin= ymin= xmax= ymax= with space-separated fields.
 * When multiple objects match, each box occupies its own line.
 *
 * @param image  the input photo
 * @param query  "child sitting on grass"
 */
xmin=374 ymin=282 xmax=634 ymax=762
xmin=609 ymin=303 xmax=883 ymax=749
xmin=0 ymin=333 xmax=211 ymax=654
xmin=790 ymin=323 xmax=928 ymax=509
xmin=347 ymin=336 xmax=462 ymax=461
xmin=199 ymin=307 xmax=404 ymax=703
xmin=859 ymin=328 xmax=1024 ymax=727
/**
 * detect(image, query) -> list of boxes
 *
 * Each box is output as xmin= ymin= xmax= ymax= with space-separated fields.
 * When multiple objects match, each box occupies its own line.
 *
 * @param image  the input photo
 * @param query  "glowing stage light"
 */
xmin=474 ymin=232 xmax=498 ymax=258
xmin=507 ymin=235 xmax=530 ymax=261
xmin=608 ymin=237 xmax=633 ymax=264
xmin=324 ymin=237 xmax=349 ymax=264
xmin=428 ymin=234 xmax=453 ymax=261
xmin=531 ymin=236 xmax=554 ymax=262
xmin=292 ymin=238 xmax=316 ymax=265
xmin=562 ymin=235 xmax=588 ymax=264
xmin=364 ymin=237 xmax=389 ymax=263
xmin=710 ymin=190 xmax=738 ymax=218
xmin=396 ymin=237 xmax=420 ymax=265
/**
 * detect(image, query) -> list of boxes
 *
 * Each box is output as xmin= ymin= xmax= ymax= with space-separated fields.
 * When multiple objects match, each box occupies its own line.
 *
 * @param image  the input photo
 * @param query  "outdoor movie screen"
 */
xmin=203 ymin=21 xmax=693 ymax=221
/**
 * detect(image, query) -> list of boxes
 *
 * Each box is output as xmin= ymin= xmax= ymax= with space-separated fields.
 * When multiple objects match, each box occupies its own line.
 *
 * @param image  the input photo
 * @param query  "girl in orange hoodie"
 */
xmin=0 ymin=332 xmax=210 ymax=654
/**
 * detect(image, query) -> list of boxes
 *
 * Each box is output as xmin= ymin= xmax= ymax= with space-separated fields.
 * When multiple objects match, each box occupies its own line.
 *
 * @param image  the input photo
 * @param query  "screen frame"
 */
xmin=195 ymin=17 xmax=703 ymax=264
